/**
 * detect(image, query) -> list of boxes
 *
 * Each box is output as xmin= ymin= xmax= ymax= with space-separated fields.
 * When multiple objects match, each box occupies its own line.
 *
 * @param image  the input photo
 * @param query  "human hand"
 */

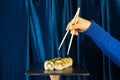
xmin=66 ymin=17 xmax=91 ymax=35
xmin=50 ymin=75 xmax=60 ymax=80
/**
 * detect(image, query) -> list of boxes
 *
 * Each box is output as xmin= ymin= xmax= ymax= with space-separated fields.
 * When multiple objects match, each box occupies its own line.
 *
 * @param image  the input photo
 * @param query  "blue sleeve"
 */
xmin=83 ymin=20 xmax=120 ymax=67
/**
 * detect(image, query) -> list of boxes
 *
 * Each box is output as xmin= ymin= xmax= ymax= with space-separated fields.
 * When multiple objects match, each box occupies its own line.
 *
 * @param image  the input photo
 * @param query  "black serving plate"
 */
xmin=25 ymin=63 xmax=90 ymax=76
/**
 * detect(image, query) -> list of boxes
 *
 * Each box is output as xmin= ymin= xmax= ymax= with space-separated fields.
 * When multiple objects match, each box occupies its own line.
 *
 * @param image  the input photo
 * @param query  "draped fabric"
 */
xmin=0 ymin=0 xmax=120 ymax=80
xmin=0 ymin=0 xmax=29 ymax=80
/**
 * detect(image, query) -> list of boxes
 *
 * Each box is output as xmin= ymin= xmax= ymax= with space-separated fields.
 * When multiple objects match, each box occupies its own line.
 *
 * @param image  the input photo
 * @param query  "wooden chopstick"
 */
xmin=58 ymin=8 xmax=80 ymax=55
xmin=67 ymin=8 xmax=80 ymax=55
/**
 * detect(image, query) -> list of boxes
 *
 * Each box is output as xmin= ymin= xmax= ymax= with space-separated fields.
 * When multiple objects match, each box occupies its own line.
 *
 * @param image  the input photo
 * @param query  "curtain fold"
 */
xmin=0 ymin=0 xmax=29 ymax=80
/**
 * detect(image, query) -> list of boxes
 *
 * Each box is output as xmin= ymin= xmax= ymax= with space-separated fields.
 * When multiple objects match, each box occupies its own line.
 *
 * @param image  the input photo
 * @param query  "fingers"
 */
xmin=66 ymin=19 xmax=74 ymax=31
xmin=66 ymin=16 xmax=81 ymax=36
xmin=66 ymin=21 xmax=79 ymax=36
xmin=70 ymin=30 xmax=78 ymax=36
xmin=66 ymin=17 xmax=91 ymax=33
xmin=66 ymin=21 xmax=80 ymax=31
xmin=66 ymin=22 xmax=71 ymax=31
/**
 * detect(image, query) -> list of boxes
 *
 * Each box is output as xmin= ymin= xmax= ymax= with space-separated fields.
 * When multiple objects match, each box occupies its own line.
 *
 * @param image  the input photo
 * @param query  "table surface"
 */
xmin=25 ymin=63 xmax=90 ymax=76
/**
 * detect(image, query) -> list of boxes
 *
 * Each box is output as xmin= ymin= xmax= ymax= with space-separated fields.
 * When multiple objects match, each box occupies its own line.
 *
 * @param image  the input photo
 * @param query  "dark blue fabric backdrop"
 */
xmin=0 ymin=0 xmax=29 ymax=80
xmin=0 ymin=0 xmax=120 ymax=80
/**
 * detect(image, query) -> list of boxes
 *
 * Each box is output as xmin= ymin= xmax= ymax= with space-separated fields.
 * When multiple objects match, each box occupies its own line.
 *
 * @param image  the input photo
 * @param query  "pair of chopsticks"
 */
xmin=58 ymin=8 xmax=80 ymax=55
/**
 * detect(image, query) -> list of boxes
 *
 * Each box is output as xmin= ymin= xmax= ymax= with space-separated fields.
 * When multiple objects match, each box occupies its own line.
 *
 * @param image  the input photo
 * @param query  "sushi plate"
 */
xmin=25 ymin=63 xmax=90 ymax=76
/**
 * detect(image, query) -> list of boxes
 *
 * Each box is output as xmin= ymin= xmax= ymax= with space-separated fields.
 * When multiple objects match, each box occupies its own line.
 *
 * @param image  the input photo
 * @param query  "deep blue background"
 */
xmin=0 ymin=0 xmax=120 ymax=80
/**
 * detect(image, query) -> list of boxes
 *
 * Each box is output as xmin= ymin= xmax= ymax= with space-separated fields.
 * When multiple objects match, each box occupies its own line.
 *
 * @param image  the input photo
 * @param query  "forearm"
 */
xmin=83 ymin=20 xmax=120 ymax=67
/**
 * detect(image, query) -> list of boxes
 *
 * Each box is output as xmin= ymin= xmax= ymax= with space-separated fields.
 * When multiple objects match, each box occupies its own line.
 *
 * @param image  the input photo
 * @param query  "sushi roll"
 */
xmin=54 ymin=58 xmax=66 ymax=70
xmin=44 ymin=57 xmax=73 ymax=70
xmin=62 ymin=58 xmax=70 ymax=68
xmin=67 ymin=57 xmax=73 ymax=66
xmin=44 ymin=60 xmax=54 ymax=70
